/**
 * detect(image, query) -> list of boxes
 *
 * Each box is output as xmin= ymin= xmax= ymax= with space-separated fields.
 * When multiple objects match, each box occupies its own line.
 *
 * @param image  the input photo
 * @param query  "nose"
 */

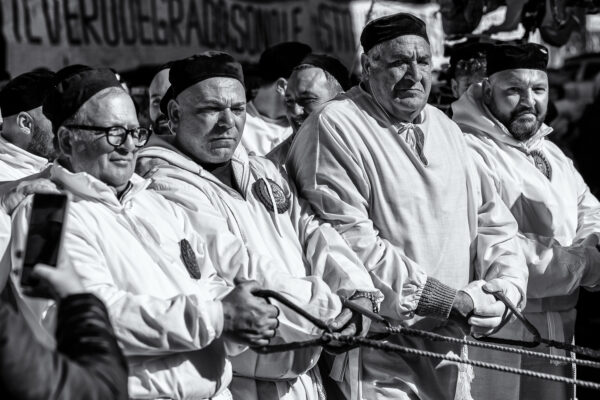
xmin=120 ymin=132 xmax=136 ymax=152
xmin=217 ymin=108 xmax=235 ymax=128
xmin=404 ymin=60 xmax=422 ymax=84
xmin=521 ymin=88 xmax=536 ymax=108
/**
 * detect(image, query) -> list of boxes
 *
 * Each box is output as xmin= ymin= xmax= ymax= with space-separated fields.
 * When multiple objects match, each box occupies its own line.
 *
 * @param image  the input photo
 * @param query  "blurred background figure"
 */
xmin=241 ymin=42 xmax=312 ymax=156
xmin=448 ymin=41 xmax=490 ymax=99
xmin=148 ymin=63 xmax=174 ymax=136
xmin=0 ymin=70 xmax=56 ymax=180
xmin=268 ymin=54 xmax=350 ymax=167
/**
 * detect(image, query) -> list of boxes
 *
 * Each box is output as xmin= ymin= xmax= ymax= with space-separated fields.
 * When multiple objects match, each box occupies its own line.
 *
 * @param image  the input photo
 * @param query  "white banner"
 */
xmin=1 ymin=0 xmax=444 ymax=75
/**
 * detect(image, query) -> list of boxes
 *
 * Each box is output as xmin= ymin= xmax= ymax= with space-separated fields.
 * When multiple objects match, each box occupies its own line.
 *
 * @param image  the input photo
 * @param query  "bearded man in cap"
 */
xmin=241 ymin=42 xmax=312 ymax=156
xmin=452 ymin=42 xmax=600 ymax=400
xmin=137 ymin=51 xmax=379 ymax=400
xmin=0 ymin=69 xmax=56 ymax=181
xmin=10 ymin=65 xmax=280 ymax=400
xmin=286 ymin=12 xmax=528 ymax=400
xmin=268 ymin=54 xmax=350 ymax=167
xmin=148 ymin=62 xmax=173 ymax=136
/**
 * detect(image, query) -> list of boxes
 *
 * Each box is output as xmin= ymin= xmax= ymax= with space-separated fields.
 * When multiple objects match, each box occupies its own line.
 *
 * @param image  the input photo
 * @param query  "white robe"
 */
xmin=11 ymin=163 xmax=234 ymax=400
xmin=241 ymin=101 xmax=293 ymax=156
xmin=138 ymin=140 xmax=377 ymax=400
xmin=452 ymin=83 xmax=600 ymax=400
xmin=286 ymin=85 xmax=528 ymax=400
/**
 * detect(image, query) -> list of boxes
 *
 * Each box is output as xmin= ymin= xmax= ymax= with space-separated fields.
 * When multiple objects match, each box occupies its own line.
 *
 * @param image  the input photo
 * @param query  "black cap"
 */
xmin=43 ymin=67 xmax=122 ymax=132
xmin=486 ymin=43 xmax=549 ymax=76
xmin=298 ymin=54 xmax=351 ymax=90
xmin=169 ymin=51 xmax=244 ymax=98
xmin=0 ymin=70 xmax=56 ymax=117
xmin=361 ymin=13 xmax=429 ymax=53
xmin=258 ymin=42 xmax=312 ymax=82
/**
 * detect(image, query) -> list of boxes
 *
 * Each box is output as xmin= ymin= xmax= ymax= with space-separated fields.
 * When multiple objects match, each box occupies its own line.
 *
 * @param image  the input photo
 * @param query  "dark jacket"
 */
xmin=0 ymin=292 xmax=128 ymax=399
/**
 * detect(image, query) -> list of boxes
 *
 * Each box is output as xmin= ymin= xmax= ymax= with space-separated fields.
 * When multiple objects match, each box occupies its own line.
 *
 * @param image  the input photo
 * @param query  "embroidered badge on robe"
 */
xmin=252 ymin=178 xmax=291 ymax=214
xmin=180 ymin=239 xmax=201 ymax=279
xmin=530 ymin=150 xmax=552 ymax=180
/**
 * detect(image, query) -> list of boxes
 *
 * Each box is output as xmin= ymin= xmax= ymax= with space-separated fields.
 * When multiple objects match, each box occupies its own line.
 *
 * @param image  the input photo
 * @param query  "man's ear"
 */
xmin=167 ymin=99 xmax=180 ymax=129
xmin=16 ymin=112 xmax=33 ymax=136
xmin=360 ymin=53 xmax=371 ymax=80
xmin=275 ymin=78 xmax=287 ymax=97
xmin=482 ymin=78 xmax=492 ymax=105
xmin=56 ymin=127 xmax=72 ymax=158
xmin=451 ymin=79 xmax=459 ymax=98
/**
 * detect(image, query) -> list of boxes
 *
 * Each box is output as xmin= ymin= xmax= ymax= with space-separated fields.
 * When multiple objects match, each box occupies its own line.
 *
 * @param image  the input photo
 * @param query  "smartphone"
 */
xmin=20 ymin=193 xmax=70 ymax=287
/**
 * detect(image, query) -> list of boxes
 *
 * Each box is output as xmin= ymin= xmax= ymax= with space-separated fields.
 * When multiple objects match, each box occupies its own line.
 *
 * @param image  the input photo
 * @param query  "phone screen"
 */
xmin=21 ymin=193 xmax=68 ymax=287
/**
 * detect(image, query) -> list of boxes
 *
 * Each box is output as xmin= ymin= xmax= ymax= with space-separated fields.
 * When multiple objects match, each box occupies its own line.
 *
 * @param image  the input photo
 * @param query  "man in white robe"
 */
xmin=452 ymin=42 xmax=600 ymax=400
xmin=241 ymin=42 xmax=311 ymax=156
xmin=137 ymin=52 xmax=380 ymax=400
xmin=10 ymin=66 xmax=280 ymax=400
xmin=286 ymin=13 xmax=529 ymax=400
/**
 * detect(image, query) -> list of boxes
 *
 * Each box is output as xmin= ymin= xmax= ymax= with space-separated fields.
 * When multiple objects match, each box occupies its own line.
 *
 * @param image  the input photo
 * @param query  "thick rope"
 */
xmin=384 ymin=325 xmax=600 ymax=369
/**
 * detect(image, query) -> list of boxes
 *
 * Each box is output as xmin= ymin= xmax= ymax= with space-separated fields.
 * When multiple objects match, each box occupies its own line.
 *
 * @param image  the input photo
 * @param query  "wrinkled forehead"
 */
xmin=287 ymin=67 xmax=329 ymax=96
xmin=178 ymin=77 xmax=246 ymax=104
xmin=80 ymin=88 xmax=138 ymax=126
xmin=374 ymin=35 xmax=431 ymax=59
xmin=489 ymin=68 xmax=548 ymax=88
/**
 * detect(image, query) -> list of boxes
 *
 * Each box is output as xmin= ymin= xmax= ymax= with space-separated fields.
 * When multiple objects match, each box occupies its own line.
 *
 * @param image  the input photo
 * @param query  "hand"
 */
xmin=23 ymin=263 xmax=85 ymax=300
xmin=135 ymin=157 xmax=169 ymax=178
xmin=459 ymin=280 xmax=506 ymax=335
xmin=0 ymin=177 xmax=59 ymax=215
xmin=328 ymin=297 xmax=372 ymax=337
xmin=221 ymin=280 xmax=279 ymax=346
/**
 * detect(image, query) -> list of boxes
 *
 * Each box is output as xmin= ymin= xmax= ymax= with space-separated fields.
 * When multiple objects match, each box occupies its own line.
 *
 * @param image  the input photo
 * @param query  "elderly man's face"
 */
xmin=149 ymin=68 xmax=171 ymax=135
xmin=171 ymin=77 xmax=246 ymax=164
xmin=484 ymin=69 xmax=549 ymax=141
xmin=363 ymin=35 xmax=432 ymax=122
xmin=285 ymin=67 xmax=338 ymax=133
xmin=63 ymin=89 xmax=139 ymax=193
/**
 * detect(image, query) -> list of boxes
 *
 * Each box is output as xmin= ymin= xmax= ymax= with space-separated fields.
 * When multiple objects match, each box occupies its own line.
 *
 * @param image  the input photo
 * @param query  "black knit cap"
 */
xmin=299 ymin=54 xmax=351 ymax=91
xmin=169 ymin=51 xmax=244 ymax=98
xmin=486 ymin=43 xmax=549 ymax=76
xmin=0 ymin=70 xmax=56 ymax=117
xmin=361 ymin=13 xmax=429 ymax=53
xmin=258 ymin=42 xmax=312 ymax=82
xmin=43 ymin=66 xmax=122 ymax=132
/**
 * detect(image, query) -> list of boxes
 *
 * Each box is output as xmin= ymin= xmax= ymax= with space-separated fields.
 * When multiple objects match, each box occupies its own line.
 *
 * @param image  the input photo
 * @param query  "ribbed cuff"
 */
xmin=415 ymin=277 xmax=457 ymax=320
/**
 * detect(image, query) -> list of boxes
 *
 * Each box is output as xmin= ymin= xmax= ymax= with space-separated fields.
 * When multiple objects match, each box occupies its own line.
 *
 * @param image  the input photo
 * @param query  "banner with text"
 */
xmin=1 ymin=0 xmax=443 ymax=75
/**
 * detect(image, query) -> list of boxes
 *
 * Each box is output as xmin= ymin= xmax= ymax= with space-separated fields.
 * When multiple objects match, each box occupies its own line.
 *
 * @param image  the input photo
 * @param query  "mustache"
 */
xmin=511 ymin=106 xmax=538 ymax=119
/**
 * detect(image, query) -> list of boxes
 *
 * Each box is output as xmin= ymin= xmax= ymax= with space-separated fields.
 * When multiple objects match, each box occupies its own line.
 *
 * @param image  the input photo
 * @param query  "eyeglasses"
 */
xmin=65 ymin=125 xmax=152 ymax=148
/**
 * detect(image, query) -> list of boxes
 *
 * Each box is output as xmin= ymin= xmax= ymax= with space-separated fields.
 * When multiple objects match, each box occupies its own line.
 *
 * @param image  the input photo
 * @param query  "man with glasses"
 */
xmin=268 ymin=54 xmax=350 ymax=167
xmin=10 ymin=65 xmax=280 ymax=400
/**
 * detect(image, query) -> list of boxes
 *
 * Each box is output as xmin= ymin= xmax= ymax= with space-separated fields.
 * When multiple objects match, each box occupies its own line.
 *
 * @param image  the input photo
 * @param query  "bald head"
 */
xmin=285 ymin=66 xmax=343 ymax=133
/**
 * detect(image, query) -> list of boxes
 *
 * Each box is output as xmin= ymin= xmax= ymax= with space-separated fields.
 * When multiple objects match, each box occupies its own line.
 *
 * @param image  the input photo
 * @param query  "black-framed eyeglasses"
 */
xmin=65 ymin=125 xmax=152 ymax=148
